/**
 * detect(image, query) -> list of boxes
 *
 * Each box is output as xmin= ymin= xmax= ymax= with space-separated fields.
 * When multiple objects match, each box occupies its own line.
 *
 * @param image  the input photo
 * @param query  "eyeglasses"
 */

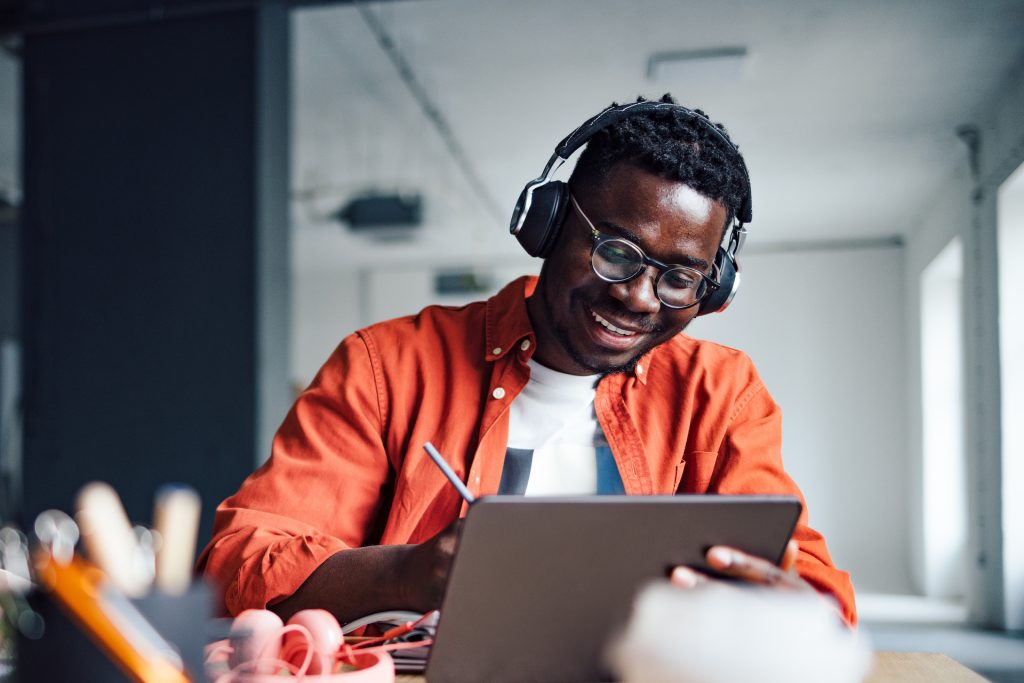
xmin=569 ymin=195 xmax=720 ymax=310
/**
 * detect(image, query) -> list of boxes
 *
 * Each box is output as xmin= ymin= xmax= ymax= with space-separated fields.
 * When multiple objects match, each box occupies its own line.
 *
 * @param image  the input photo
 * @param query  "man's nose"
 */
xmin=608 ymin=268 xmax=661 ymax=314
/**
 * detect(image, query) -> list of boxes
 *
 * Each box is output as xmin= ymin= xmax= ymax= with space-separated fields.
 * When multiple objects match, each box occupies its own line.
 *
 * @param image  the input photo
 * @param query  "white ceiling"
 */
xmin=292 ymin=0 xmax=1024 ymax=272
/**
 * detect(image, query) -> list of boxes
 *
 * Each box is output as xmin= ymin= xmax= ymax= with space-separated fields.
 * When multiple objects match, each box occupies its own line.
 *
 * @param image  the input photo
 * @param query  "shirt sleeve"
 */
xmin=709 ymin=382 xmax=858 ymax=626
xmin=196 ymin=332 xmax=393 ymax=615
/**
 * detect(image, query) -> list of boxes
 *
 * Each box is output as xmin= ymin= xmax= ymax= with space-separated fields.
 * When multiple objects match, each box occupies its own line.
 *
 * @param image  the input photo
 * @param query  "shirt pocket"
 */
xmin=676 ymin=450 xmax=718 ymax=493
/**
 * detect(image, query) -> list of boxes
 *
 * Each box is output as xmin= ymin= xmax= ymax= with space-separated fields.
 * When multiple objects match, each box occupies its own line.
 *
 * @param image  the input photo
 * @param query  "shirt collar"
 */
xmin=485 ymin=276 xmax=537 ymax=362
xmin=484 ymin=275 xmax=650 ymax=384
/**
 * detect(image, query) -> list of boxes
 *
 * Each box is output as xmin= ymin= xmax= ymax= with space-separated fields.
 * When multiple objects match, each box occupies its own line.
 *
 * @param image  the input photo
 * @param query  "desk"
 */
xmin=396 ymin=652 xmax=990 ymax=682
xmin=865 ymin=653 xmax=989 ymax=682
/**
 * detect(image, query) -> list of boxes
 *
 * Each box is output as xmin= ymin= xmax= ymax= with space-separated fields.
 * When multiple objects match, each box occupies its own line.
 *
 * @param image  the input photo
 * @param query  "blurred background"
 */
xmin=0 ymin=0 xmax=1022 ymax=677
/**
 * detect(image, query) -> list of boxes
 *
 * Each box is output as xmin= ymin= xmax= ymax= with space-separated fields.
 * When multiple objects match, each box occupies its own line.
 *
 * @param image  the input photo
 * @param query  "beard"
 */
xmin=540 ymin=277 xmax=676 ymax=376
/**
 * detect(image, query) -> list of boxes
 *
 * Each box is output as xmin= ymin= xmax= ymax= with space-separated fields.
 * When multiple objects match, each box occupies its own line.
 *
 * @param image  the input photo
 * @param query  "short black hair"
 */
xmin=568 ymin=94 xmax=748 ymax=229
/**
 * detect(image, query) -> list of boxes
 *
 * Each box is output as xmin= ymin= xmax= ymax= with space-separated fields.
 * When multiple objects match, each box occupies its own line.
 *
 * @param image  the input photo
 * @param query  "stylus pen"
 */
xmin=423 ymin=442 xmax=476 ymax=504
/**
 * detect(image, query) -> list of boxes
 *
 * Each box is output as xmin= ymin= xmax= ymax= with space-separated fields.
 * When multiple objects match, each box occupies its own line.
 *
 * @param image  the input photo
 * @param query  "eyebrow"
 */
xmin=598 ymin=220 xmax=711 ymax=271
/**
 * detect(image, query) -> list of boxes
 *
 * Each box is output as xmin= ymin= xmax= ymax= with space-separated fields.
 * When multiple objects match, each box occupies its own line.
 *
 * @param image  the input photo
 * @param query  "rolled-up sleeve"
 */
xmin=710 ymin=383 xmax=858 ymax=626
xmin=197 ymin=332 xmax=393 ymax=615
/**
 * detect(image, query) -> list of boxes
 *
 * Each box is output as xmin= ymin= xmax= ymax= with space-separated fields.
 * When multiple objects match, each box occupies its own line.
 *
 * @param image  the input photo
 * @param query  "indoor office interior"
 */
xmin=1 ymin=0 xmax=1023 ymax=680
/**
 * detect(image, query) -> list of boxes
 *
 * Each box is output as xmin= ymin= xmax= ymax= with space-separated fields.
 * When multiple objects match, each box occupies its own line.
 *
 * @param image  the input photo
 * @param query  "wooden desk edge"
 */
xmin=866 ymin=652 xmax=991 ymax=682
xmin=397 ymin=652 xmax=991 ymax=682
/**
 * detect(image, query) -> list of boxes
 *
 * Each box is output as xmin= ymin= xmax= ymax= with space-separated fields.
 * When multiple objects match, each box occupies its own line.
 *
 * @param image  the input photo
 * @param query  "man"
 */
xmin=199 ymin=96 xmax=856 ymax=626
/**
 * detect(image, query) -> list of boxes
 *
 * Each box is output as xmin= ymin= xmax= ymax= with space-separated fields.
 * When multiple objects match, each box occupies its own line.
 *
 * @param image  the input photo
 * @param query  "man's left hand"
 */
xmin=670 ymin=539 xmax=812 ymax=592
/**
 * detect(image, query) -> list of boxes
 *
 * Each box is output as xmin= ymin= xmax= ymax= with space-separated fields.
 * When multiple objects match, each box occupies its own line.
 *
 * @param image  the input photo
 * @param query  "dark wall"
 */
xmin=0 ymin=215 xmax=19 ymax=523
xmin=19 ymin=4 xmax=290 ymax=548
xmin=0 ymin=218 xmax=15 ymax=340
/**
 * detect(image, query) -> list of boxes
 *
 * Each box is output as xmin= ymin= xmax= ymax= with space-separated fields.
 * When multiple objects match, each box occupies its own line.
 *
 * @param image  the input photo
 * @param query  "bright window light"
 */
xmin=920 ymin=236 xmax=967 ymax=600
xmin=998 ymin=161 xmax=1024 ymax=631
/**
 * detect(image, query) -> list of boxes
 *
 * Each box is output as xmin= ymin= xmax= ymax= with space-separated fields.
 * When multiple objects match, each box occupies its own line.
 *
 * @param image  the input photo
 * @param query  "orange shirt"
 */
xmin=198 ymin=276 xmax=856 ymax=625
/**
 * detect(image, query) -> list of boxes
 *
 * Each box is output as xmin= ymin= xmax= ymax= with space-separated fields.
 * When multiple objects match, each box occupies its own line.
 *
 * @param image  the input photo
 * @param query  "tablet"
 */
xmin=425 ymin=495 xmax=801 ymax=683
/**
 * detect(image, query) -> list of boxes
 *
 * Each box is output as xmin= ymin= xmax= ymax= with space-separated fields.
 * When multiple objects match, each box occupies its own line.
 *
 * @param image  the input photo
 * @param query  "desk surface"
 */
xmin=864 ymin=653 xmax=989 ymax=682
xmin=396 ymin=652 xmax=990 ymax=682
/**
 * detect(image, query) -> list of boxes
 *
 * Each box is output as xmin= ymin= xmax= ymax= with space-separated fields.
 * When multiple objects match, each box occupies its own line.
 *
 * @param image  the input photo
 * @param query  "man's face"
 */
xmin=527 ymin=162 xmax=728 ymax=376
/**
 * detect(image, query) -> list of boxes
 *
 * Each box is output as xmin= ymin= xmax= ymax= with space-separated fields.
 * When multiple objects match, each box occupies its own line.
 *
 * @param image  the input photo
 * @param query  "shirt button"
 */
xmin=520 ymin=339 xmax=531 ymax=351
xmin=492 ymin=387 xmax=506 ymax=399
xmin=636 ymin=364 xmax=644 ymax=374
xmin=492 ymin=346 xmax=503 ymax=355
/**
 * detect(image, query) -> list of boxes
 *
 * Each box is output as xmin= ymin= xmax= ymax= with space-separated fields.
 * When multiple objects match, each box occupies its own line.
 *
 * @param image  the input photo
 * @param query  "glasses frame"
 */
xmin=569 ymin=195 xmax=721 ymax=310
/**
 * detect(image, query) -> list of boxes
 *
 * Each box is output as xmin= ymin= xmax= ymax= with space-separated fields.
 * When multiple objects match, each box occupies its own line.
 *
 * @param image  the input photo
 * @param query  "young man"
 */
xmin=199 ymin=97 xmax=856 ymax=626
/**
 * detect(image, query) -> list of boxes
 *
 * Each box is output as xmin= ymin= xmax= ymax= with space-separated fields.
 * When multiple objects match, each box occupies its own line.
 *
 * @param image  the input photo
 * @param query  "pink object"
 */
xmin=209 ymin=609 xmax=396 ymax=682
xmin=281 ymin=609 xmax=345 ymax=675
xmin=228 ymin=609 xmax=284 ymax=672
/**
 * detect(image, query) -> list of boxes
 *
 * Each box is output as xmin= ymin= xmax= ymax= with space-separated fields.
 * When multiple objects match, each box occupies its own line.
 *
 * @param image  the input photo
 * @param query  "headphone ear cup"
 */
xmin=698 ymin=247 xmax=741 ymax=316
xmin=228 ymin=609 xmax=284 ymax=673
xmin=515 ymin=180 xmax=570 ymax=258
xmin=281 ymin=609 xmax=344 ymax=675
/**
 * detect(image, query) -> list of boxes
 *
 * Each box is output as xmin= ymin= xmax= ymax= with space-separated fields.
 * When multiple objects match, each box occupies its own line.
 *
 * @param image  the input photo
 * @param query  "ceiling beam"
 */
xmin=0 ymin=0 xmax=418 ymax=37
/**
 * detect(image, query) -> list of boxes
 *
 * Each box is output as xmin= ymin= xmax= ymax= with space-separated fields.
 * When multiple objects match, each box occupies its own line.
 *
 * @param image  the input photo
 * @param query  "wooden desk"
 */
xmin=396 ymin=652 xmax=990 ymax=682
xmin=865 ymin=653 xmax=989 ymax=682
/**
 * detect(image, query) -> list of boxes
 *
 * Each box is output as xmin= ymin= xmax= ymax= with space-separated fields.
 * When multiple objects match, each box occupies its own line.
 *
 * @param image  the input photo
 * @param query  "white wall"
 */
xmin=904 ymin=167 xmax=971 ymax=598
xmin=692 ymin=246 xmax=911 ymax=594
xmin=902 ymin=51 xmax=1024 ymax=627
xmin=292 ymin=269 xmax=363 ymax=389
xmin=291 ymin=261 xmax=539 ymax=387
xmin=998 ymin=163 xmax=1024 ymax=631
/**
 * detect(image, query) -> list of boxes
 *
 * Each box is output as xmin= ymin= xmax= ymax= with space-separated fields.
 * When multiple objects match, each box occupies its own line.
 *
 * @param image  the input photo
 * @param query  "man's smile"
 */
xmin=580 ymin=300 xmax=660 ymax=354
xmin=591 ymin=310 xmax=639 ymax=337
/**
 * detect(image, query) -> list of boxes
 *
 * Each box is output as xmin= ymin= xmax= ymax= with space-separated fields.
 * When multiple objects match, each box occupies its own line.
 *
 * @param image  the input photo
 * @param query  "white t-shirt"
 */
xmin=501 ymin=358 xmax=606 ymax=495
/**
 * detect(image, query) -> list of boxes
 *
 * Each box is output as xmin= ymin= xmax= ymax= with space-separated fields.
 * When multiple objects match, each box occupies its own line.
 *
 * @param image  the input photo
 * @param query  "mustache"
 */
xmin=571 ymin=290 xmax=666 ymax=335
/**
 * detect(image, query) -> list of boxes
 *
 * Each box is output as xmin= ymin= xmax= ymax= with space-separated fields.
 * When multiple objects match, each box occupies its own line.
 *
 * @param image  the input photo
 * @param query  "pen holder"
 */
xmin=16 ymin=581 xmax=215 ymax=682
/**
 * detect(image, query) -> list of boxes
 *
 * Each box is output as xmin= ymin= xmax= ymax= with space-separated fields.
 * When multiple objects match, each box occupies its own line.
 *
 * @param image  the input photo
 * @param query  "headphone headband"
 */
xmin=554 ymin=101 xmax=752 ymax=224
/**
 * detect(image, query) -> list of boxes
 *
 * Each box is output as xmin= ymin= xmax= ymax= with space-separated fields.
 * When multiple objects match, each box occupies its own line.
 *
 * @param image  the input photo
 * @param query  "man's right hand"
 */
xmin=269 ymin=518 xmax=463 ymax=624
xmin=398 ymin=519 xmax=463 ymax=612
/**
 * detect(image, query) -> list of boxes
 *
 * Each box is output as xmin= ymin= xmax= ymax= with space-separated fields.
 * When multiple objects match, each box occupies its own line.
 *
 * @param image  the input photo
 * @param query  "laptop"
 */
xmin=424 ymin=495 xmax=801 ymax=683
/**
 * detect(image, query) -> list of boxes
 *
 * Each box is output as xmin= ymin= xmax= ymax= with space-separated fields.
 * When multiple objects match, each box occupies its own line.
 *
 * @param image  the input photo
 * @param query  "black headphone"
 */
xmin=509 ymin=100 xmax=752 ymax=316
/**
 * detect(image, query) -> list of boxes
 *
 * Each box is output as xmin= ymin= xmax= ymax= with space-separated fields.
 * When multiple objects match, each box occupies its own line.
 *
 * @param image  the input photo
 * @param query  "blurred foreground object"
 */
xmin=76 ymin=482 xmax=148 ymax=597
xmin=32 ymin=546 xmax=188 ymax=683
xmin=154 ymin=485 xmax=202 ymax=595
xmin=11 ymin=483 xmax=213 ymax=681
xmin=609 ymin=582 xmax=871 ymax=683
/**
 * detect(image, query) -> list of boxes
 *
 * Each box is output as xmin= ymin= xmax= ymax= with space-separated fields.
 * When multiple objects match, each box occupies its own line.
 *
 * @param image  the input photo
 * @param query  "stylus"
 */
xmin=423 ymin=442 xmax=476 ymax=504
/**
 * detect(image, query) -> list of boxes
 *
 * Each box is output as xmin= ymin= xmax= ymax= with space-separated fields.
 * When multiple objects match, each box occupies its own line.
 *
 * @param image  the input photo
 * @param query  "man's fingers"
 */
xmin=781 ymin=539 xmax=799 ymax=571
xmin=706 ymin=546 xmax=798 ymax=588
xmin=670 ymin=565 xmax=708 ymax=589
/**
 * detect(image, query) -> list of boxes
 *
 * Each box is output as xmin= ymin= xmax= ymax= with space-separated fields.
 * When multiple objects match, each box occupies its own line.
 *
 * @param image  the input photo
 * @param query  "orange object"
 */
xmin=199 ymin=276 xmax=856 ymax=625
xmin=33 ymin=550 xmax=190 ymax=683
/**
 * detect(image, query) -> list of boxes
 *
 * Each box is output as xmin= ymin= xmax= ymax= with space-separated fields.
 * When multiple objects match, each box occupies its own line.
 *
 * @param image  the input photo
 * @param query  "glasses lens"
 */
xmin=657 ymin=267 xmax=707 ymax=308
xmin=592 ymin=239 xmax=643 ymax=281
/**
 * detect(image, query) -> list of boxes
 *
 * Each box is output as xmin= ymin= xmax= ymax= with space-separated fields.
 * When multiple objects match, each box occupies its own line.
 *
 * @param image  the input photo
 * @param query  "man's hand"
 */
xmin=670 ymin=539 xmax=813 ymax=592
xmin=398 ymin=518 xmax=463 ymax=612
xmin=269 ymin=518 xmax=463 ymax=624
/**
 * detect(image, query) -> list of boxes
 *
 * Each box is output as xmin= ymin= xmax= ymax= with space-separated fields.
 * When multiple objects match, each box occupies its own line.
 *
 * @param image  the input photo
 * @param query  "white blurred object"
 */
xmin=608 ymin=581 xmax=872 ymax=683
xmin=153 ymin=484 xmax=201 ymax=595
xmin=75 ymin=482 xmax=147 ymax=597
xmin=32 ymin=509 xmax=79 ymax=566
xmin=0 ymin=567 xmax=31 ymax=594
xmin=132 ymin=525 xmax=158 ymax=591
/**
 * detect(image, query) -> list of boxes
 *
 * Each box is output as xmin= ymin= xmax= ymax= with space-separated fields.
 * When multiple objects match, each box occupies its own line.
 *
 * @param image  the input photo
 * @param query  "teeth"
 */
xmin=592 ymin=312 xmax=636 ymax=336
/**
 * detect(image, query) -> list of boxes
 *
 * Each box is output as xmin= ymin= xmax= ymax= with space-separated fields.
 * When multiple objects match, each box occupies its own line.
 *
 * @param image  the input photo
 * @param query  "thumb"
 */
xmin=781 ymin=539 xmax=799 ymax=571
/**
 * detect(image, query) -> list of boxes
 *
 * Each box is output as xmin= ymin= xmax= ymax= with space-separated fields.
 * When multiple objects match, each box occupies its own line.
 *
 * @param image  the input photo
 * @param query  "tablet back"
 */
xmin=425 ymin=495 xmax=801 ymax=683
